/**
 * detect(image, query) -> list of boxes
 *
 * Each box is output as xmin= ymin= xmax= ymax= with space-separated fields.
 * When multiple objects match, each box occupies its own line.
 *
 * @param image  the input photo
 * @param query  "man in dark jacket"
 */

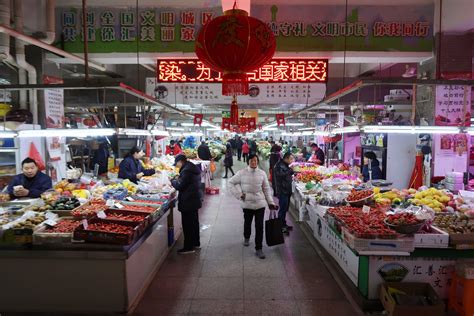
xmin=269 ymin=141 xmax=282 ymax=195
xmin=274 ymin=152 xmax=295 ymax=234
xmin=236 ymin=137 xmax=243 ymax=161
xmin=8 ymin=158 xmax=52 ymax=199
xmin=171 ymin=154 xmax=202 ymax=254
xmin=197 ymin=141 xmax=212 ymax=161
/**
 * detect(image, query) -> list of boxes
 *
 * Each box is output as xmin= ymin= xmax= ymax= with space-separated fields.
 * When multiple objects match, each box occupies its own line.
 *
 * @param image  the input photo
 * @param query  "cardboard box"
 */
xmin=414 ymin=226 xmax=449 ymax=248
xmin=380 ymin=282 xmax=445 ymax=316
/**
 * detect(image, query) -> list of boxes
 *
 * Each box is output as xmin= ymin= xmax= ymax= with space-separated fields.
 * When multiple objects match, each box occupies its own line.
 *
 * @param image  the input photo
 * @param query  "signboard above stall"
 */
xmin=56 ymin=4 xmax=433 ymax=53
xmin=156 ymin=59 xmax=328 ymax=83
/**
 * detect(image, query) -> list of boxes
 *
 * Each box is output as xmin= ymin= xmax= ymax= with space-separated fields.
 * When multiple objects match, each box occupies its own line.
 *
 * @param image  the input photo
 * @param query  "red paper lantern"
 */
xmin=195 ymin=9 xmax=276 ymax=96
xmin=230 ymin=97 xmax=239 ymax=126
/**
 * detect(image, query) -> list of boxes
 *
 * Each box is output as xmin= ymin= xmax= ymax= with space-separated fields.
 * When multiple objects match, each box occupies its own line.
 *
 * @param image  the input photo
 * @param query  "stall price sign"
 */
xmin=435 ymin=85 xmax=471 ymax=126
xmin=157 ymin=59 xmax=328 ymax=83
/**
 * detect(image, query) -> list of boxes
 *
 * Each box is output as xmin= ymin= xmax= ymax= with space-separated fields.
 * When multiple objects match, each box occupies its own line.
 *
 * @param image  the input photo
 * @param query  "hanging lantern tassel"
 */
xmin=230 ymin=97 xmax=239 ymax=126
xmin=223 ymin=72 xmax=249 ymax=96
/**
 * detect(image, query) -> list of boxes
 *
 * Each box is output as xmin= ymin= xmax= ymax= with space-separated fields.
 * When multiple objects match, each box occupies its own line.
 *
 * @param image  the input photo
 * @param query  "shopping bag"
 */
xmin=210 ymin=160 xmax=216 ymax=173
xmin=265 ymin=210 xmax=284 ymax=247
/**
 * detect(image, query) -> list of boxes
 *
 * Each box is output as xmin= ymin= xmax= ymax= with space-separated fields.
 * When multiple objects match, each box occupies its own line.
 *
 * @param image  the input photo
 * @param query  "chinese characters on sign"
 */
xmin=435 ymin=85 xmax=471 ymax=126
xmin=157 ymin=59 xmax=328 ymax=83
xmin=145 ymin=78 xmax=326 ymax=105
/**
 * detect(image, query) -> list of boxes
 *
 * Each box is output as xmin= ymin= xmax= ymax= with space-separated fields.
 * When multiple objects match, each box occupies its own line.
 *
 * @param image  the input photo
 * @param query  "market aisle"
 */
xmin=134 ymin=161 xmax=359 ymax=315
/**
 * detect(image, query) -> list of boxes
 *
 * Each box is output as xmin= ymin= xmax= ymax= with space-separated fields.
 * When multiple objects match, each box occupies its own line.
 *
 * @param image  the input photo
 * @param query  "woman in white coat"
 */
xmin=228 ymin=154 xmax=278 ymax=259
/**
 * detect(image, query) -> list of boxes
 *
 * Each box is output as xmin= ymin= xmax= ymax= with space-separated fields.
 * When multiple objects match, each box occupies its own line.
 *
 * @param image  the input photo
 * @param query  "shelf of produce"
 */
xmin=0 ymin=211 xmax=170 ymax=313
xmin=290 ymin=204 xmax=474 ymax=312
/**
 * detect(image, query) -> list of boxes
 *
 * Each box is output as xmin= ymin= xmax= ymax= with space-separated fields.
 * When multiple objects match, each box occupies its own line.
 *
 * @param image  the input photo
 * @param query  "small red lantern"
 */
xmin=195 ymin=8 xmax=276 ymax=96
xmin=230 ymin=97 xmax=239 ymax=126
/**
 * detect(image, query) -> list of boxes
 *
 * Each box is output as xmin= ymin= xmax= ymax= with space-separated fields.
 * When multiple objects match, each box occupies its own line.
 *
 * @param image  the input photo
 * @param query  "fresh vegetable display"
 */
xmin=346 ymin=189 xmax=373 ymax=202
xmin=47 ymin=196 xmax=80 ymax=211
xmin=44 ymin=219 xmax=81 ymax=233
xmin=86 ymin=222 xmax=135 ymax=235
xmin=295 ymin=170 xmax=323 ymax=183
xmin=408 ymin=188 xmax=454 ymax=212
xmin=327 ymin=206 xmax=397 ymax=239
xmin=116 ymin=205 xmax=156 ymax=213
xmin=105 ymin=212 xmax=147 ymax=222
xmin=433 ymin=214 xmax=474 ymax=234
xmin=71 ymin=202 xmax=108 ymax=217
xmin=386 ymin=213 xmax=423 ymax=226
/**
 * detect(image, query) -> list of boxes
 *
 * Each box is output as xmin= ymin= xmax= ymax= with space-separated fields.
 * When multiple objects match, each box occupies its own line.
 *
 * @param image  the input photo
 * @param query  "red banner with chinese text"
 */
xmin=276 ymin=113 xmax=285 ymax=126
xmin=194 ymin=113 xmax=203 ymax=126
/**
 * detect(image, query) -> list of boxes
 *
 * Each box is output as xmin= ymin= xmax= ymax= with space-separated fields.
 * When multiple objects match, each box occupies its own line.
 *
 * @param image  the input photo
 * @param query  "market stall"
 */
xmin=0 ymin=156 xmax=182 ymax=313
xmin=289 ymin=163 xmax=474 ymax=310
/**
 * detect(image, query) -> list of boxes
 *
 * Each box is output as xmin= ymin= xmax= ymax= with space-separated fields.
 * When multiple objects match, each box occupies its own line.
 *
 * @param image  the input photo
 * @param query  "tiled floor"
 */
xmin=134 ymin=161 xmax=360 ymax=315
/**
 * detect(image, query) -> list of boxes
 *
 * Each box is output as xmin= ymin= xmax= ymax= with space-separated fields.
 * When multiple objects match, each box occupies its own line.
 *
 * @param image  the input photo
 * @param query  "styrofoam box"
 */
xmin=414 ymin=226 xmax=450 ymax=248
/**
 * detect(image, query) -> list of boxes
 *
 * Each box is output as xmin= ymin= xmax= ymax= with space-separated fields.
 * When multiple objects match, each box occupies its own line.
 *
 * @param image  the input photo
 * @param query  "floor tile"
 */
xmin=145 ymin=277 xmax=199 ymax=300
xmin=243 ymin=255 xmax=286 ymax=277
xmin=206 ymin=245 xmax=243 ymax=261
xmin=133 ymin=299 xmax=191 ymax=315
xmin=244 ymin=299 xmax=300 ymax=315
xmin=189 ymin=299 xmax=244 ymax=314
xmin=194 ymin=277 xmax=244 ymax=299
xmin=201 ymin=259 xmax=243 ymax=277
xmin=289 ymin=277 xmax=345 ymax=300
xmin=296 ymin=299 xmax=358 ymax=316
xmin=244 ymin=277 xmax=294 ymax=300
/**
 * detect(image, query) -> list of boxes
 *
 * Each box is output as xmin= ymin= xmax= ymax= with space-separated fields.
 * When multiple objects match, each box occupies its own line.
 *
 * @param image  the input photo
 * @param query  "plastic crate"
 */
xmin=73 ymin=218 xmax=139 ymax=245
xmin=33 ymin=217 xmax=79 ymax=245
xmin=342 ymin=227 xmax=415 ymax=253
xmin=448 ymin=272 xmax=474 ymax=316
xmin=104 ymin=209 xmax=151 ymax=233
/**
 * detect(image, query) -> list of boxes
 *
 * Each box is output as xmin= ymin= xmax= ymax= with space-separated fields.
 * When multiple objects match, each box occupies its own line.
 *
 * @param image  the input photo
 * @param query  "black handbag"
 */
xmin=265 ymin=210 xmax=285 ymax=247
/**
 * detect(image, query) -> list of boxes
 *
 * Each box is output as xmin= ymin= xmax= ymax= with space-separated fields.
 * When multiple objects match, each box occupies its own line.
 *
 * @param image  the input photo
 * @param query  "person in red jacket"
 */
xmin=165 ymin=140 xmax=183 ymax=156
xmin=242 ymin=141 xmax=250 ymax=164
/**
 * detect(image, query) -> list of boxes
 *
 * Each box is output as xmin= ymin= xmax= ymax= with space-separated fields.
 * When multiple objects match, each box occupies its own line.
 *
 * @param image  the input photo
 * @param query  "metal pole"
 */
xmin=82 ymin=0 xmax=89 ymax=81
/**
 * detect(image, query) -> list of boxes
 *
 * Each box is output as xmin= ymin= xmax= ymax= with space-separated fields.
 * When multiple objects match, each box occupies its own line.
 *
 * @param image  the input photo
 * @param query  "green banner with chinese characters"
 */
xmin=56 ymin=4 xmax=433 ymax=53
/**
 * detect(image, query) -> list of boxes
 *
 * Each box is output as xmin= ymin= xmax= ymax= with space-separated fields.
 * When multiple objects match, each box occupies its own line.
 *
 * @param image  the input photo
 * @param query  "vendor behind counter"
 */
xmin=118 ymin=146 xmax=155 ymax=184
xmin=7 ymin=157 xmax=52 ymax=199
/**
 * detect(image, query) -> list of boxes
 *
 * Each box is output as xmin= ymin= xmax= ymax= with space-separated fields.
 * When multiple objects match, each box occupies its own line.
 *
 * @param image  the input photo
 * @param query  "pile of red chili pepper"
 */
xmin=119 ymin=205 xmax=156 ymax=213
xmin=386 ymin=213 xmax=422 ymax=226
xmin=132 ymin=199 xmax=163 ymax=205
xmin=86 ymin=222 xmax=135 ymax=235
xmin=72 ymin=204 xmax=108 ymax=217
xmin=44 ymin=219 xmax=81 ymax=233
xmin=105 ymin=212 xmax=147 ymax=222
xmin=346 ymin=189 xmax=373 ymax=202
xmin=327 ymin=206 xmax=397 ymax=239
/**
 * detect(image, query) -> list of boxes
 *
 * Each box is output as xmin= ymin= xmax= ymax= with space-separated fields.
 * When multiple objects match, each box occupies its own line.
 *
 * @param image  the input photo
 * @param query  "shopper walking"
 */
xmin=274 ymin=152 xmax=295 ymax=234
xmin=242 ymin=141 xmax=250 ymax=164
xmin=171 ymin=154 xmax=202 ymax=254
xmin=228 ymin=154 xmax=278 ymax=259
xmin=236 ymin=137 xmax=244 ymax=161
xmin=230 ymin=137 xmax=238 ymax=157
xmin=269 ymin=142 xmax=282 ymax=195
xmin=223 ymin=143 xmax=235 ymax=178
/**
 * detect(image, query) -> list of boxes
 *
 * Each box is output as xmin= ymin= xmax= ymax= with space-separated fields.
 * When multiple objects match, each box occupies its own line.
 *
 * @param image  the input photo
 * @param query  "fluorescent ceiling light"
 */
xmin=18 ymin=128 xmax=116 ymax=138
xmin=314 ymin=131 xmax=330 ymax=136
xmin=298 ymin=127 xmax=316 ymax=131
xmin=118 ymin=128 xmax=150 ymax=136
xmin=207 ymin=128 xmax=221 ymax=131
xmin=0 ymin=131 xmax=17 ymax=138
xmin=363 ymin=125 xmax=460 ymax=134
xmin=166 ymin=127 xmax=185 ymax=131
xmin=302 ymin=131 xmax=313 ymax=136
xmin=181 ymin=123 xmax=195 ymax=127
xmin=265 ymin=123 xmax=277 ymax=128
xmin=263 ymin=127 xmax=278 ymax=131
xmin=332 ymin=126 xmax=360 ymax=134
xmin=285 ymin=123 xmax=305 ymax=126
xmin=150 ymin=130 xmax=170 ymax=136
